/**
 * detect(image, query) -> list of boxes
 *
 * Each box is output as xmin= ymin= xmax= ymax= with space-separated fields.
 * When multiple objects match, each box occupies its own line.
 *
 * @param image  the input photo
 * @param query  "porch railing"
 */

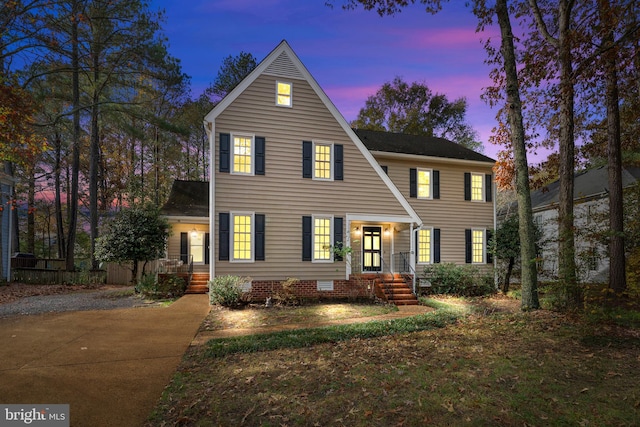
xmin=393 ymin=252 xmax=417 ymax=294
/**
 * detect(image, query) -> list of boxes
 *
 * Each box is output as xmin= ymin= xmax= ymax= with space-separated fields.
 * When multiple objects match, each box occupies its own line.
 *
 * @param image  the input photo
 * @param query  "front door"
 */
xmin=362 ymin=226 xmax=382 ymax=272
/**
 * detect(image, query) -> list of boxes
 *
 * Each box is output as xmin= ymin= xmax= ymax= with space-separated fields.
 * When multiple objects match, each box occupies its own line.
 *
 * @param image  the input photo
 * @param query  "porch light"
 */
xmin=354 ymin=227 xmax=361 ymax=236
xmin=190 ymin=228 xmax=198 ymax=238
xmin=384 ymin=227 xmax=390 ymax=236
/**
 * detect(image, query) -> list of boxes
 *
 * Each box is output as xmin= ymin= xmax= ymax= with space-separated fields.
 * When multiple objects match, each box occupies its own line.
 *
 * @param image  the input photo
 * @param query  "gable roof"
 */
xmin=160 ymin=180 xmax=209 ymax=217
xmin=531 ymin=165 xmax=640 ymax=210
xmin=354 ymin=128 xmax=495 ymax=164
xmin=203 ymin=40 xmax=422 ymax=225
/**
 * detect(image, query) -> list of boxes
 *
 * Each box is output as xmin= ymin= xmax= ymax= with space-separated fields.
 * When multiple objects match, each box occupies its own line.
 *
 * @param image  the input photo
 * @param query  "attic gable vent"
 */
xmin=264 ymin=51 xmax=304 ymax=79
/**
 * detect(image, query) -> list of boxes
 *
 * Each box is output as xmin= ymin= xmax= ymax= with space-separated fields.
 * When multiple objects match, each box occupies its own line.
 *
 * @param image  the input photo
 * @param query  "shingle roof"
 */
xmin=160 ymin=180 xmax=209 ymax=217
xmin=353 ymin=128 xmax=495 ymax=163
xmin=531 ymin=165 xmax=640 ymax=210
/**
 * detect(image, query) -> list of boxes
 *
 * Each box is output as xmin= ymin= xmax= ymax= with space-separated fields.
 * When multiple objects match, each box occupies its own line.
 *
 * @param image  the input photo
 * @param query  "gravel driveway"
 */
xmin=0 ymin=288 xmax=159 ymax=318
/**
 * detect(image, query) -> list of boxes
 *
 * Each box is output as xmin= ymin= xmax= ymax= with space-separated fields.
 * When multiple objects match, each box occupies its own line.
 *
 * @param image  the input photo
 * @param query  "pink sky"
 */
xmin=151 ymin=0 xmax=517 ymax=161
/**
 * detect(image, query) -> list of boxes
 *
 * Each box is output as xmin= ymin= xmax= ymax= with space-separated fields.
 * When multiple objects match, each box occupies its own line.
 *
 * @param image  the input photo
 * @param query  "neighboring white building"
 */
xmin=531 ymin=166 xmax=640 ymax=283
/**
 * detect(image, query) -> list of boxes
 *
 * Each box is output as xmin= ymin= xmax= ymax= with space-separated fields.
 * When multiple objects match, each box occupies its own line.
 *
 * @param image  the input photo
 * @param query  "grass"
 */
xmin=146 ymin=298 xmax=640 ymax=427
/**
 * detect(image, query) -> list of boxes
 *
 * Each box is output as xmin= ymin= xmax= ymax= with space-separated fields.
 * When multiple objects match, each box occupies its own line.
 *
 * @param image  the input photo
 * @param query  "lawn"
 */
xmin=146 ymin=297 xmax=640 ymax=426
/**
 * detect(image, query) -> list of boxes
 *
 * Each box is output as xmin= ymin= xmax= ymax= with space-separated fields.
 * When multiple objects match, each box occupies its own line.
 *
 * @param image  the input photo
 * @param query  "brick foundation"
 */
xmin=245 ymin=277 xmax=377 ymax=302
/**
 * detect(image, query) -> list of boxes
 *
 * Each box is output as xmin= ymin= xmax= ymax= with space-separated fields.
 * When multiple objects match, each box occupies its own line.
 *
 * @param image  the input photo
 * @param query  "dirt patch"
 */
xmin=0 ymin=282 xmax=129 ymax=305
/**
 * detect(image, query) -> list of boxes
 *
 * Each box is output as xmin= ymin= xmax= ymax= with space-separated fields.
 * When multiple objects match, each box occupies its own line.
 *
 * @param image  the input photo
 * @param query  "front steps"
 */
xmin=374 ymin=274 xmax=418 ymax=306
xmin=186 ymin=273 xmax=209 ymax=294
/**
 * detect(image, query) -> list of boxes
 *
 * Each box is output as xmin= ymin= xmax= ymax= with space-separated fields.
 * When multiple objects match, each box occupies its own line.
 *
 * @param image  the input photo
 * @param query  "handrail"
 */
xmin=395 ymin=252 xmax=417 ymax=294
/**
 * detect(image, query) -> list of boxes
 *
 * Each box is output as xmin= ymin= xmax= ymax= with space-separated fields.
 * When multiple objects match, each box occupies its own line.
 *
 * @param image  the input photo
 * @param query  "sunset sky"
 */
xmin=151 ymin=0 xmax=503 ymax=159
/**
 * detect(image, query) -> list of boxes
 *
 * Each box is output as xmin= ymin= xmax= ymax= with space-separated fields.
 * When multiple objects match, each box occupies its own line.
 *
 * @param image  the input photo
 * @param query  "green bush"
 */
xmin=136 ymin=273 xmax=186 ymax=299
xmin=421 ymin=263 xmax=496 ymax=297
xmin=209 ymin=275 xmax=249 ymax=307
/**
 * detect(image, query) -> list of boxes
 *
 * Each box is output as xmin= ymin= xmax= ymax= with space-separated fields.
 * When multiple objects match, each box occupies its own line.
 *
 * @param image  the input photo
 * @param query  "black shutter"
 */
xmin=302 ymin=141 xmax=312 ymax=178
xmin=465 ymin=229 xmax=472 ymax=263
xmin=434 ymin=228 xmax=441 ymax=263
xmin=219 ymin=213 xmax=229 ymax=261
xmin=220 ymin=133 xmax=230 ymax=173
xmin=334 ymin=217 xmax=343 ymax=261
xmin=180 ymin=232 xmax=188 ymax=263
xmin=255 ymin=214 xmax=265 ymax=261
xmin=255 ymin=137 xmax=265 ymax=175
xmin=464 ymin=172 xmax=471 ymax=201
xmin=381 ymin=165 xmax=388 ymax=174
xmin=410 ymin=168 xmax=417 ymax=198
xmin=485 ymin=174 xmax=492 ymax=202
xmin=486 ymin=229 xmax=493 ymax=264
xmin=433 ymin=170 xmax=440 ymax=199
xmin=302 ymin=216 xmax=312 ymax=261
xmin=204 ymin=233 xmax=210 ymax=265
xmin=334 ymin=144 xmax=343 ymax=180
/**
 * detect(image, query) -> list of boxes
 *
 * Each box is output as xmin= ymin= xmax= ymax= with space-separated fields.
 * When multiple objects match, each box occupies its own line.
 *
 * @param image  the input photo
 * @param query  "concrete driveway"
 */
xmin=0 ymin=294 xmax=210 ymax=427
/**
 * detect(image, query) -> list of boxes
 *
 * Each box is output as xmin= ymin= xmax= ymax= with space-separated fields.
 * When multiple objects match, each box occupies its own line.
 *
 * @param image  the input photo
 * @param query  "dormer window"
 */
xmin=276 ymin=81 xmax=292 ymax=107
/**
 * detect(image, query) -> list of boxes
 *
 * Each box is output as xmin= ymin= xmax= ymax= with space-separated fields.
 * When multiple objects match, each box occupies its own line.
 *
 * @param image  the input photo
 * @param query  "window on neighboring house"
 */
xmin=313 ymin=216 xmax=332 ymax=261
xmin=232 ymin=213 xmax=253 ymax=261
xmin=418 ymin=228 xmax=432 ymax=263
xmin=232 ymin=135 xmax=253 ymax=174
xmin=276 ymin=81 xmax=292 ymax=107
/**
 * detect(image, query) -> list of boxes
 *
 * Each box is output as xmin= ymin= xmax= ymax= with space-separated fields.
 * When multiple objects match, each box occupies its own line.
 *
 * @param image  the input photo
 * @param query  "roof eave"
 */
xmin=369 ymin=150 xmax=495 ymax=168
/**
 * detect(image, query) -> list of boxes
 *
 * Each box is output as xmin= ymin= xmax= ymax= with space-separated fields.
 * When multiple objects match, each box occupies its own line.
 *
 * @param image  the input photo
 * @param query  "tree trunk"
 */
xmin=496 ymin=0 xmax=539 ymax=309
xmin=502 ymin=256 xmax=515 ymax=294
xmin=557 ymin=0 xmax=579 ymax=305
xmin=54 ymin=132 xmax=66 ymax=258
xmin=600 ymin=0 xmax=626 ymax=294
xmin=27 ymin=166 xmax=35 ymax=254
xmin=89 ymin=45 xmax=100 ymax=270
xmin=65 ymin=0 xmax=81 ymax=272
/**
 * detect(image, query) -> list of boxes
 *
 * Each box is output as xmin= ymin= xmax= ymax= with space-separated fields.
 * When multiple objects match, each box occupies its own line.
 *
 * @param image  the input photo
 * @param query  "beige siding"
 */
xmin=214 ymin=75 xmax=412 ymax=280
xmin=379 ymin=156 xmax=495 ymax=267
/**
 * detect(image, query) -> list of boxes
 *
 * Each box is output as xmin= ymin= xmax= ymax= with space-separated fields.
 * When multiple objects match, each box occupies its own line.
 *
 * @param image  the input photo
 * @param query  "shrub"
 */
xmin=209 ymin=275 xmax=249 ymax=307
xmin=421 ymin=263 xmax=496 ymax=297
xmin=272 ymin=277 xmax=300 ymax=306
xmin=137 ymin=273 xmax=186 ymax=299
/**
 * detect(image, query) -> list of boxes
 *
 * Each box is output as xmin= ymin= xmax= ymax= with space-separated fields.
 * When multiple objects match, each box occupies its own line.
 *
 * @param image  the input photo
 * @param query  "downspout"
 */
xmin=410 ymin=223 xmax=416 ymax=294
xmin=205 ymin=120 xmax=215 ymax=281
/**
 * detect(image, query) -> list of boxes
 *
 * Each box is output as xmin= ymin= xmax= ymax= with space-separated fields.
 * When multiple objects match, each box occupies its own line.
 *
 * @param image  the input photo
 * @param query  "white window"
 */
xmin=418 ymin=228 xmax=432 ymax=264
xmin=314 ymin=142 xmax=333 ymax=180
xmin=313 ymin=216 xmax=333 ymax=261
xmin=276 ymin=81 xmax=292 ymax=107
xmin=472 ymin=229 xmax=485 ymax=264
xmin=232 ymin=212 xmax=254 ymax=261
xmin=232 ymin=134 xmax=254 ymax=175
xmin=471 ymin=173 xmax=484 ymax=201
xmin=190 ymin=231 xmax=205 ymax=264
xmin=417 ymin=169 xmax=432 ymax=199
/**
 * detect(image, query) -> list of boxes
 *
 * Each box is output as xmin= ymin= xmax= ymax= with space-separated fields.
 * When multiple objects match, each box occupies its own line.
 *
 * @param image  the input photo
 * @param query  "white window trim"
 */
xmin=312 ymin=214 xmax=334 ymax=263
xmin=275 ymin=81 xmax=292 ymax=107
xmin=230 ymin=133 xmax=255 ymax=176
xmin=417 ymin=168 xmax=433 ymax=200
xmin=417 ymin=227 xmax=433 ymax=264
xmin=471 ymin=228 xmax=486 ymax=264
xmin=470 ymin=172 xmax=485 ymax=202
xmin=230 ymin=211 xmax=255 ymax=263
xmin=312 ymin=141 xmax=334 ymax=181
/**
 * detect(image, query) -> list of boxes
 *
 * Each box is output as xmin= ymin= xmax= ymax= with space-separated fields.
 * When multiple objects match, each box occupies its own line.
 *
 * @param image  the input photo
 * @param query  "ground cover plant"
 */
xmin=147 ymin=297 xmax=640 ymax=426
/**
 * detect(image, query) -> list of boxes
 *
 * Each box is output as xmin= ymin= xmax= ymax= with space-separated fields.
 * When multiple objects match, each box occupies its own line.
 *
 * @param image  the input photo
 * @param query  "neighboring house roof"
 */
xmin=354 ymin=128 xmax=495 ymax=164
xmin=531 ymin=165 xmax=640 ymax=211
xmin=160 ymin=180 xmax=209 ymax=217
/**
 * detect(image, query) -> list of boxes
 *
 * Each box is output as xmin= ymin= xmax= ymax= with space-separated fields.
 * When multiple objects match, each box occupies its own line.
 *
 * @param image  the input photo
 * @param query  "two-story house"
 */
xmin=160 ymin=40 xmax=495 ymax=304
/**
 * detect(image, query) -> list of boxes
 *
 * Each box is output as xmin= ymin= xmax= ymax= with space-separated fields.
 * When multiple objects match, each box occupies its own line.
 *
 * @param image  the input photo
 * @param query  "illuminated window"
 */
xmin=232 ymin=135 xmax=253 ymax=174
xmin=472 ymin=229 xmax=484 ymax=263
xmin=276 ymin=81 xmax=292 ymax=107
xmin=232 ymin=214 xmax=253 ymax=261
xmin=314 ymin=143 xmax=332 ymax=180
xmin=418 ymin=228 xmax=432 ymax=263
xmin=313 ymin=217 xmax=332 ymax=261
xmin=418 ymin=169 xmax=431 ymax=199
xmin=471 ymin=173 xmax=484 ymax=201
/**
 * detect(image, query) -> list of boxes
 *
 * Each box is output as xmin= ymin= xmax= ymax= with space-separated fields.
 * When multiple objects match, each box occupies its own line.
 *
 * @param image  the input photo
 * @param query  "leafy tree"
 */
xmin=205 ymin=51 xmax=257 ymax=102
xmin=351 ymin=77 xmax=483 ymax=152
xmin=94 ymin=206 xmax=169 ymax=284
